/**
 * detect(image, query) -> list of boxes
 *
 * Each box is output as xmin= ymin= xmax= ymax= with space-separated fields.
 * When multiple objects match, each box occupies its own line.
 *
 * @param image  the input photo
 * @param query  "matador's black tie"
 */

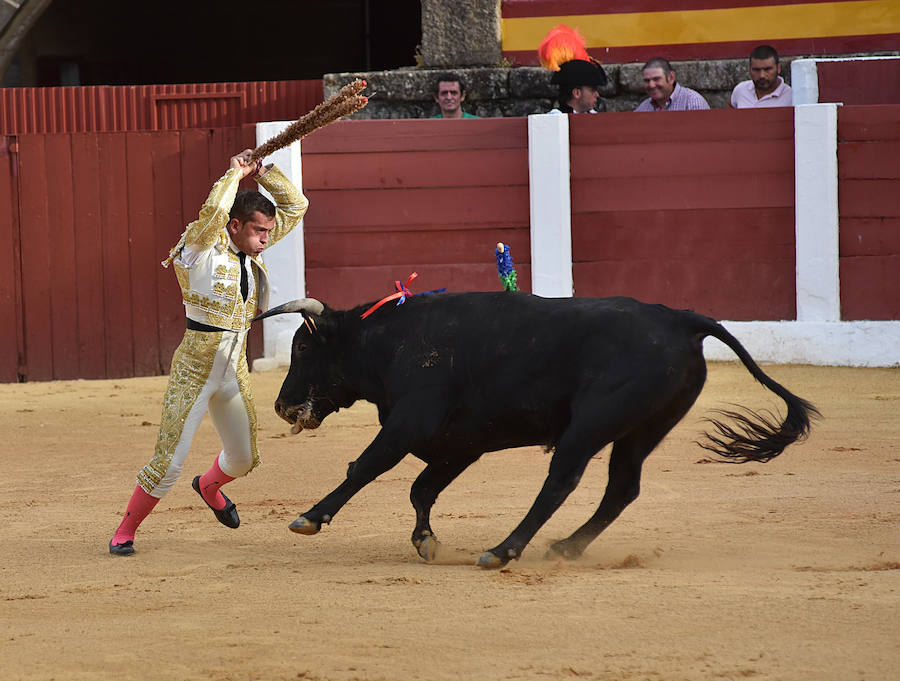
xmin=238 ymin=251 xmax=249 ymax=302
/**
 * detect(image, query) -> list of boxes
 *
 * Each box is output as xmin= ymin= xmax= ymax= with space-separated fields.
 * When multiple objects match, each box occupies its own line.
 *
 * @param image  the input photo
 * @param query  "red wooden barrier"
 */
xmin=838 ymin=105 xmax=900 ymax=321
xmin=0 ymin=80 xmax=323 ymax=134
xmin=819 ymin=60 xmax=900 ymax=106
xmin=0 ymin=138 xmax=22 ymax=382
xmin=300 ymin=118 xmax=532 ymax=310
xmin=5 ymin=127 xmax=260 ymax=382
xmin=2 ymin=107 xmax=898 ymax=382
xmin=569 ymin=107 xmax=796 ymax=321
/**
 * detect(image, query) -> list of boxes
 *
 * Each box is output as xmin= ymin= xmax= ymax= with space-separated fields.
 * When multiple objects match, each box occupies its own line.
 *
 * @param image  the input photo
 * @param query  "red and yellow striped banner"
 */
xmin=501 ymin=0 xmax=900 ymax=62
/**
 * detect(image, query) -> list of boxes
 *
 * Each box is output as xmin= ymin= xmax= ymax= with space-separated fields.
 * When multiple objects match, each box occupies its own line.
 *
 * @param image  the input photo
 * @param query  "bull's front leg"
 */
xmin=289 ymin=428 xmax=408 ymax=535
xmin=409 ymin=453 xmax=482 ymax=561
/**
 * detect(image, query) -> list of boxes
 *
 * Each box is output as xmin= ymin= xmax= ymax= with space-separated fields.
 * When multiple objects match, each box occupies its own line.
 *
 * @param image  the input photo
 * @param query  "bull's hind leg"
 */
xmin=476 ymin=393 xmax=629 ymax=568
xmin=476 ymin=371 xmax=705 ymax=569
xmin=477 ymin=439 xmax=598 ymax=569
xmin=409 ymin=453 xmax=482 ymax=562
xmin=546 ymin=418 xmax=677 ymax=561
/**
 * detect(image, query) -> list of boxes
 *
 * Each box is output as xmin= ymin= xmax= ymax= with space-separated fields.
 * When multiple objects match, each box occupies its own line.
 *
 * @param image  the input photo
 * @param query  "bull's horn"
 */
xmin=252 ymin=298 xmax=324 ymax=322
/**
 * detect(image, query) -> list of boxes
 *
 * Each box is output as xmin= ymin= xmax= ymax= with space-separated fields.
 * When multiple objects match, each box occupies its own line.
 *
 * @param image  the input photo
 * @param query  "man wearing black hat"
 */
xmin=550 ymin=59 xmax=608 ymax=114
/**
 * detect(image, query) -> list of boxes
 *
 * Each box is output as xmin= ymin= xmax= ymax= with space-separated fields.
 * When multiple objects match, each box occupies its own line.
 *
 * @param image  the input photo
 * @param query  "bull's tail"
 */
xmin=697 ymin=318 xmax=820 ymax=463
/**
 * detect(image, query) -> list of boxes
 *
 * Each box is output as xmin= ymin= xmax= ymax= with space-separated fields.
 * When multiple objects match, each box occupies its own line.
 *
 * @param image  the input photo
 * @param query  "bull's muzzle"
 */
xmin=275 ymin=398 xmax=321 ymax=434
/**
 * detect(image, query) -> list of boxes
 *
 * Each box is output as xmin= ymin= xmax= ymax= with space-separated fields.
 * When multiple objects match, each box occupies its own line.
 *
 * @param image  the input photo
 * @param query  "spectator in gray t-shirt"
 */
xmin=634 ymin=57 xmax=710 ymax=112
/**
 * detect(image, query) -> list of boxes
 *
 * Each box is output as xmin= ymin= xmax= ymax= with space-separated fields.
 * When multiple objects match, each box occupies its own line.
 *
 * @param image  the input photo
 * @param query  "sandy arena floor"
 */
xmin=1 ymin=362 xmax=898 ymax=681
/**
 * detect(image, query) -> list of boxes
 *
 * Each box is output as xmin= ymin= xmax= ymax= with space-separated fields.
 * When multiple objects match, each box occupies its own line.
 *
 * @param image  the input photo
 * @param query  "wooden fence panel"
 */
xmin=569 ymin=108 xmax=796 ymax=321
xmin=301 ymin=118 xmax=532 ymax=310
xmin=838 ymin=105 xmax=900 ymax=320
xmin=126 ymin=133 xmax=164 ymax=377
xmin=0 ymin=81 xmax=324 ymax=134
xmin=99 ymin=134 xmax=136 ymax=379
xmin=4 ymin=127 xmax=260 ymax=382
xmin=151 ymin=135 xmax=188 ymax=367
xmin=70 ymin=134 xmax=107 ymax=379
xmin=44 ymin=135 xmax=80 ymax=380
xmin=17 ymin=136 xmax=55 ymax=381
xmin=0 ymin=138 xmax=22 ymax=382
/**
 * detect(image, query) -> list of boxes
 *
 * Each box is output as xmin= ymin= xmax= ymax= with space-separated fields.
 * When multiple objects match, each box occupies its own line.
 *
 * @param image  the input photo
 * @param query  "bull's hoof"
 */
xmin=415 ymin=534 xmax=441 ymax=562
xmin=476 ymin=550 xmax=508 ymax=569
xmin=545 ymin=540 xmax=584 ymax=561
xmin=288 ymin=516 xmax=321 ymax=535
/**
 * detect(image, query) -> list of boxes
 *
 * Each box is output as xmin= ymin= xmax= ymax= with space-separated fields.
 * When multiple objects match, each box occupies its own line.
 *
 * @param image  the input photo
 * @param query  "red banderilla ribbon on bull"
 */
xmin=360 ymin=272 xmax=418 ymax=319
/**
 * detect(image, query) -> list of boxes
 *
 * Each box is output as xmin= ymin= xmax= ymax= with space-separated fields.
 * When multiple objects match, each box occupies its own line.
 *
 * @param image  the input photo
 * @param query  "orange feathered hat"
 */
xmin=538 ymin=24 xmax=607 ymax=87
xmin=538 ymin=25 xmax=591 ymax=72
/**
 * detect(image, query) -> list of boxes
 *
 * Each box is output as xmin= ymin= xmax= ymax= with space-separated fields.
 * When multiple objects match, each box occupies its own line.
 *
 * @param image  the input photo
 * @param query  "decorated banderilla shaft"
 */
xmin=250 ymin=79 xmax=368 ymax=162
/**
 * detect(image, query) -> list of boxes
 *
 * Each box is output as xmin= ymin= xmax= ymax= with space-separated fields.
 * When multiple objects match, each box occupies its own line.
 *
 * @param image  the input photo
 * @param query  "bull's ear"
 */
xmin=252 ymin=298 xmax=325 ymax=322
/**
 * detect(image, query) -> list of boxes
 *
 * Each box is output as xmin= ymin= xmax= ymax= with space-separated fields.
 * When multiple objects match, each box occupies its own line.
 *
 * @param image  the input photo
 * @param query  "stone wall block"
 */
xmin=464 ymin=67 xmax=509 ymax=100
xmin=421 ymin=0 xmax=501 ymax=68
xmin=325 ymin=70 xmax=436 ymax=102
xmin=604 ymin=96 xmax=645 ymax=113
xmin=497 ymin=98 xmax=553 ymax=117
xmin=619 ymin=63 xmax=646 ymax=94
xmin=678 ymin=60 xmax=745 ymax=90
xmin=597 ymin=64 xmax=620 ymax=96
xmin=355 ymin=100 xmax=431 ymax=120
xmin=509 ymin=67 xmax=555 ymax=98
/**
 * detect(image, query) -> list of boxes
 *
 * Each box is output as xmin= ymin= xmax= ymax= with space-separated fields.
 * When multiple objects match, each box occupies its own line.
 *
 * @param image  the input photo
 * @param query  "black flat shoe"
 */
xmin=109 ymin=539 xmax=135 ymax=556
xmin=192 ymin=476 xmax=240 ymax=528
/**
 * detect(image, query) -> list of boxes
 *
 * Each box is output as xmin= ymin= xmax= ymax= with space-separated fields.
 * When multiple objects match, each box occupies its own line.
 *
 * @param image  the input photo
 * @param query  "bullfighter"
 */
xmin=109 ymin=148 xmax=307 ymax=555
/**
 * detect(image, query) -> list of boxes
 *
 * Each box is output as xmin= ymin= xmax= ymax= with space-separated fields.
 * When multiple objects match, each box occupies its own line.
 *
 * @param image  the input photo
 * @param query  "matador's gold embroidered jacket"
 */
xmin=162 ymin=166 xmax=308 ymax=331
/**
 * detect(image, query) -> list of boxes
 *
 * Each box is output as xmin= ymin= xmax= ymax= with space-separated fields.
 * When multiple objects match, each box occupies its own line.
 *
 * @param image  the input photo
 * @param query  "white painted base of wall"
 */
xmin=703 ymin=321 xmax=900 ymax=367
xmin=251 ymin=325 xmax=298 ymax=372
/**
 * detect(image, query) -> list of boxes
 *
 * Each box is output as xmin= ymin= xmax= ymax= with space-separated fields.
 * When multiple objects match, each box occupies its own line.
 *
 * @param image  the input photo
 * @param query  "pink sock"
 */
xmin=198 ymin=457 xmax=236 ymax=510
xmin=112 ymin=486 xmax=160 ymax=544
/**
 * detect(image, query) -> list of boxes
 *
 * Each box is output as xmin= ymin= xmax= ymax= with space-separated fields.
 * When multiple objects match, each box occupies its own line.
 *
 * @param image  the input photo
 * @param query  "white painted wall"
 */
xmin=252 ymin=122 xmax=306 ymax=372
xmin=794 ymin=104 xmax=840 ymax=322
xmin=527 ymin=114 xmax=573 ymax=298
xmin=703 ymin=321 xmax=900 ymax=367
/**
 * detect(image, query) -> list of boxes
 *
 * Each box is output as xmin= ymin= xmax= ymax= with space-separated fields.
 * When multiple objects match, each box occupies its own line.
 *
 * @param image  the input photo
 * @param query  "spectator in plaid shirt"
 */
xmin=634 ymin=57 xmax=710 ymax=112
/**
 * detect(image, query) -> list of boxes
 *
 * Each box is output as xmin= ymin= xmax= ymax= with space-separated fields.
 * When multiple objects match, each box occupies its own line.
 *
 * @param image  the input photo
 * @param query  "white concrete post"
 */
xmin=794 ymin=104 xmax=840 ymax=322
xmin=527 ymin=113 xmax=573 ymax=298
xmin=253 ymin=121 xmax=306 ymax=369
xmin=790 ymin=59 xmax=820 ymax=105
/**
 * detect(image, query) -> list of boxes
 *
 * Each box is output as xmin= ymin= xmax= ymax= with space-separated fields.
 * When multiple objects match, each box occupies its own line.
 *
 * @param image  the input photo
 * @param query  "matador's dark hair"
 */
xmin=230 ymin=190 xmax=276 ymax=222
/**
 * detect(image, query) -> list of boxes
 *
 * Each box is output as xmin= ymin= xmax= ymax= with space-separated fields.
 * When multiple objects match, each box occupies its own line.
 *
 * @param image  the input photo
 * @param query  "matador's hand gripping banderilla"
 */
xmin=250 ymin=79 xmax=369 ymax=161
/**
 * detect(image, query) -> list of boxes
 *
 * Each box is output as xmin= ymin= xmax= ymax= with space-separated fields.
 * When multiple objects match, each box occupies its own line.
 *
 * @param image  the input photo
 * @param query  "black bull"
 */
xmin=255 ymin=292 xmax=818 ymax=568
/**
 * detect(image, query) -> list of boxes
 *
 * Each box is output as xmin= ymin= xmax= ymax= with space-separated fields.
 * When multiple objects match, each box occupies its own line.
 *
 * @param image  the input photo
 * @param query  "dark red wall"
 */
xmin=0 ymin=80 xmax=323 ymax=134
xmin=838 ymin=105 xmax=900 ymax=321
xmin=3 ymin=127 xmax=260 ymax=382
xmin=569 ymin=108 xmax=797 ymax=321
xmin=301 ymin=118 xmax=532 ymax=310
xmin=819 ymin=61 xmax=900 ymax=106
xmin=3 ymin=106 xmax=899 ymax=382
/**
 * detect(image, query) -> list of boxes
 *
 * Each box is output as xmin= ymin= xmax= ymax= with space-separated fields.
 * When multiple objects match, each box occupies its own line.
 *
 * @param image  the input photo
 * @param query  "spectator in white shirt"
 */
xmin=729 ymin=45 xmax=793 ymax=108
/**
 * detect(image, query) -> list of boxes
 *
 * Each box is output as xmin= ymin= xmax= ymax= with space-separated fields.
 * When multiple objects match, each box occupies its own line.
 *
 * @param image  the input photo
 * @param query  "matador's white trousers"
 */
xmin=137 ymin=328 xmax=259 ymax=498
